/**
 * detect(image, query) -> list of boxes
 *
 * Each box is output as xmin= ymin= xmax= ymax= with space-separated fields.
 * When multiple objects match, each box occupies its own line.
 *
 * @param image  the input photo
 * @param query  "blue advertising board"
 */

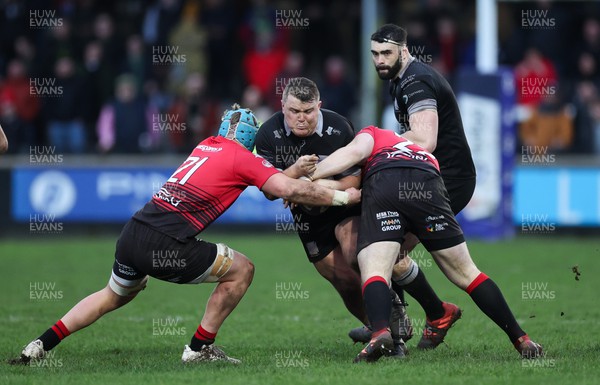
xmin=514 ymin=167 xmax=600 ymax=226
xmin=11 ymin=167 xmax=288 ymax=224
xmin=11 ymin=166 xmax=600 ymax=228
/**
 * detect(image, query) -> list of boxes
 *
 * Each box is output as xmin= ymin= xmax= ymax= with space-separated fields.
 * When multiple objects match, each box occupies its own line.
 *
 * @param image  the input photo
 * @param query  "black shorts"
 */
xmin=357 ymin=168 xmax=465 ymax=253
xmin=444 ymin=176 xmax=476 ymax=215
xmin=113 ymin=219 xmax=218 ymax=284
xmin=292 ymin=204 xmax=361 ymax=263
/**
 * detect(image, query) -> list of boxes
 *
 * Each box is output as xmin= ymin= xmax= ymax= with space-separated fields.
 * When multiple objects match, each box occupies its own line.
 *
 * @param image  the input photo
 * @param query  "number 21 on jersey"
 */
xmin=167 ymin=156 xmax=208 ymax=185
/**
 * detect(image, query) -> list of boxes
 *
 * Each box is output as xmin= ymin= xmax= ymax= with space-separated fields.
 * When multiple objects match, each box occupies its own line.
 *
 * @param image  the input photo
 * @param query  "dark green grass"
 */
xmin=1 ymin=233 xmax=599 ymax=384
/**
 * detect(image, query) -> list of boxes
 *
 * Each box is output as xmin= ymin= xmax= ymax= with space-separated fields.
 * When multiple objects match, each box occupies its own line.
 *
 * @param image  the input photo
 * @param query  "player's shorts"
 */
xmin=109 ymin=219 xmax=234 ymax=296
xmin=292 ymin=204 xmax=361 ymax=263
xmin=357 ymin=168 xmax=465 ymax=253
xmin=444 ymin=176 xmax=476 ymax=215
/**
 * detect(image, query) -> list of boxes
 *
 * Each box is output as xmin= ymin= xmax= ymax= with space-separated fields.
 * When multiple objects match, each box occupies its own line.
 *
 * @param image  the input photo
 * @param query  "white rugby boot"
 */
xmin=181 ymin=344 xmax=241 ymax=364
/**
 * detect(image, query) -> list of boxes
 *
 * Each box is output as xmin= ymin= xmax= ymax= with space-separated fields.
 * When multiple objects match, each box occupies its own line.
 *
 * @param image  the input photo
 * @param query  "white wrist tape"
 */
xmin=332 ymin=190 xmax=349 ymax=206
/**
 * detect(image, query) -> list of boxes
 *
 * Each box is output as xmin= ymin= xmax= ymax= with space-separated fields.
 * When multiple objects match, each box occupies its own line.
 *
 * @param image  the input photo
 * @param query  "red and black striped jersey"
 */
xmin=133 ymin=136 xmax=279 ymax=241
xmin=359 ymin=125 xmax=440 ymax=181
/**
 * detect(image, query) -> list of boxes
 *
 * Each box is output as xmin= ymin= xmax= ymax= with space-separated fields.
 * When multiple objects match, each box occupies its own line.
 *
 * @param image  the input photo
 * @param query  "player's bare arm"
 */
xmin=313 ymin=174 xmax=361 ymax=190
xmin=401 ymin=109 xmax=439 ymax=153
xmin=311 ymin=133 xmax=374 ymax=181
xmin=0 ymin=123 xmax=8 ymax=153
xmin=261 ymin=173 xmax=360 ymax=207
xmin=262 ymin=154 xmax=320 ymax=201
xmin=284 ymin=175 xmax=361 ymax=210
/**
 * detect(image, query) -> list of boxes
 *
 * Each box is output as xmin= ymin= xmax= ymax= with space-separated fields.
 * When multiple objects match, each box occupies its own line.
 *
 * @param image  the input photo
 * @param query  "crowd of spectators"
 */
xmin=1 ymin=0 xmax=599 ymax=155
xmin=499 ymin=1 xmax=600 ymax=154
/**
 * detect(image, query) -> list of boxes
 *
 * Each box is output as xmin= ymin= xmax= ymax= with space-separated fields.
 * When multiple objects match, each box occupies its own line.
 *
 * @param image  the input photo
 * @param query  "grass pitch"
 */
xmin=1 ymin=232 xmax=598 ymax=384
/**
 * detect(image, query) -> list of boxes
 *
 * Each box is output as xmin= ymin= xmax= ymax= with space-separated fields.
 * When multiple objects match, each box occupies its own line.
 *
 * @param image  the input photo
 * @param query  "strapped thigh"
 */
xmin=187 ymin=243 xmax=235 ymax=284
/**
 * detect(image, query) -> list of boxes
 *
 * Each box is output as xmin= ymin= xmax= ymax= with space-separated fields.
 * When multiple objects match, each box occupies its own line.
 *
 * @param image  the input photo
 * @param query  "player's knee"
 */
xmin=239 ymin=255 xmax=255 ymax=285
xmin=224 ymin=249 xmax=254 ymax=287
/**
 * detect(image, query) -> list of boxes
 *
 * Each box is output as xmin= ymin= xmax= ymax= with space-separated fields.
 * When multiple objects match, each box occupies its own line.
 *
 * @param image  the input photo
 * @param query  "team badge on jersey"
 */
xmin=253 ymin=153 xmax=274 ymax=168
xmin=325 ymin=126 xmax=341 ymax=136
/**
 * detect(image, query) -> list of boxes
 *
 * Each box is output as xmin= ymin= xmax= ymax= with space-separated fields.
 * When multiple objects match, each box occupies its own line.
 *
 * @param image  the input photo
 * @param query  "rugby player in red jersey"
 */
xmin=11 ymin=105 xmax=360 ymax=365
xmin=311 ymin=126 xmax=542 ymax=362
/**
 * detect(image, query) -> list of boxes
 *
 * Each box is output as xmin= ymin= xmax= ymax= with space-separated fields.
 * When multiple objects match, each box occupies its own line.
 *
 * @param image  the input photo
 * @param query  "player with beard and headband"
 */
xmin=348 ymin=24 xmax=477 ymax=350
xmin=10 ymin=105 xmax=360 ymax=366
xmin=256 ymin=77 xmax=451 ymax=355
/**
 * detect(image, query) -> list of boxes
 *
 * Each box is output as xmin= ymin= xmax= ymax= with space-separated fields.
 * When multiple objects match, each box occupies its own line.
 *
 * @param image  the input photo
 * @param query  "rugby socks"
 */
xmin=38 ymin=320 xmax=70 ymax=351
xmin=190 ymin=324 xmax=216 ymax=351
xmin=363 ymin=276 xmax=391 ymax=333
xmin=391 ymin=282 xmax=406 ymax=305
xmin=394 ymin=260 xmax=445 ymax=320
xmin=466 ymin=272 xmax=526 ymax=343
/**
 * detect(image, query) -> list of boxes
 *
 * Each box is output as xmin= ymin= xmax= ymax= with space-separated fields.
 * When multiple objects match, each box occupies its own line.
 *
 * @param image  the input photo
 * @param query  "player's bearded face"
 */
xmin=371 ymin=41 xmax=403 ymax=80
xmin=376 ymin=57 xmax=402 ymax=80
xmin=282 ymin=96 xmax=321 ymax=137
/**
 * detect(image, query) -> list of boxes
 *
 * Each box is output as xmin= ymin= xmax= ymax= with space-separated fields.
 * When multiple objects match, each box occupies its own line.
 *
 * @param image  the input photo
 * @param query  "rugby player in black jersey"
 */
xmin=347 ymin=23 xmax=478 ymax=350
xmin=256 ymin=78 xmax=449 ymax=351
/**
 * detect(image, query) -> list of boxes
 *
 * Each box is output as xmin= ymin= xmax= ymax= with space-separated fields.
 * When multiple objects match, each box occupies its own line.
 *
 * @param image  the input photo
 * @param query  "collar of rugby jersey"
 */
xmin=397 ymin=55 xmax=416 ymax=80
xmin=389 ymin=55 xmax=416 ymax=97
xmin=284 ymin=110 xmax=324 ymax=137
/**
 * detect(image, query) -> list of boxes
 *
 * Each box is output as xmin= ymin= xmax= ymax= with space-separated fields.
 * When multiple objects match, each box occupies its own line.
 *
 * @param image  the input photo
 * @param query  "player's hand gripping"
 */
xmin=292 ymin=154 xmax=319 ymax=177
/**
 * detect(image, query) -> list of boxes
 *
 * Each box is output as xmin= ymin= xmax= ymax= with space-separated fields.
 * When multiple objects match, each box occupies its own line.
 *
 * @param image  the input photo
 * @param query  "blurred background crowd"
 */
xmin=1 ymin=0 xmax=599 ymax=155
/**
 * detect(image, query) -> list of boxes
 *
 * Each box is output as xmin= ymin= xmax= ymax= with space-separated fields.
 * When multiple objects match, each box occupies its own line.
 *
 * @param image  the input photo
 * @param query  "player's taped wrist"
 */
xmin=332 ymin=190 xmax=349 ymax=206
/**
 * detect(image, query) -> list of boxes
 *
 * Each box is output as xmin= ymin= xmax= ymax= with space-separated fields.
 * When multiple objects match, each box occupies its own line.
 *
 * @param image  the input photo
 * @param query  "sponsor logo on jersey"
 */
xmin=399 ymin=74 xmax=416 ymax=88
xmin=196 ymin=145 xmax=222 ymax=152
xmin=425 ymin=222 xmax=448 ymax=232
xmin=117 ymin=261 xmax=139 ymax=276
xmin=380 ymin=218 xmax=402 ymax=226
xmin=325 ymin=126 xmax=341 ymax=136
xmin=402 ymin=94 xmax=409 ymax=105
xmin=155 ymin=187 xmax=183 ymax=207
xmin=407 ymin=89 xmax=424 ymax=98
xmin=274 ymin=130 xmax=282 ymax=139
xmin=376 ymin=211 xmax=400 ymax=220
xmin=425 ymin=215 xmax=445 ymax=222
xmin=381 ymin=218 xmax=402 ymax=231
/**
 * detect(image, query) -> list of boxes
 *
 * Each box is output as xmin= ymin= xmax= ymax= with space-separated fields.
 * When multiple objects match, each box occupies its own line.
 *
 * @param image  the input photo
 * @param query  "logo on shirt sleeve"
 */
xmin=253 ymin=153 xmax=273 ymax=168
